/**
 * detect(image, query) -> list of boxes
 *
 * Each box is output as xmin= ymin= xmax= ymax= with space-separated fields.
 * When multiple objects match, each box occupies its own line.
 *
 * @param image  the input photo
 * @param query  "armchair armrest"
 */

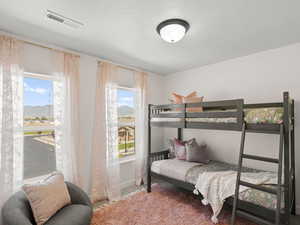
xmin=2 ymin=191 xmax=35 ymax=225
xmin=66 ymin=182 xmax=92 ymax=208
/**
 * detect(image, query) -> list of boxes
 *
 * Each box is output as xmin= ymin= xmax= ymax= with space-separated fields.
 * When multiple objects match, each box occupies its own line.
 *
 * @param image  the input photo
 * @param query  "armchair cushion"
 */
xmin=44 ymin=204 xmax=92 ymax=225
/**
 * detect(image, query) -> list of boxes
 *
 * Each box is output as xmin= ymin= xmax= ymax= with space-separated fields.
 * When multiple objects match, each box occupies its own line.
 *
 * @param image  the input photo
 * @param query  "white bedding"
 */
xmin=151 ymin=159 xmax=202 ymax=181
xmin=194 ymin=171 xmax=276 ymax=223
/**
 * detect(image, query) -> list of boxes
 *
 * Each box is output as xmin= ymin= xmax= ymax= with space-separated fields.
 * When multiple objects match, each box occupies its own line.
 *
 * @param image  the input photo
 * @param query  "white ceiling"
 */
xmin=1 ymin=0 xmax=300 ymax=75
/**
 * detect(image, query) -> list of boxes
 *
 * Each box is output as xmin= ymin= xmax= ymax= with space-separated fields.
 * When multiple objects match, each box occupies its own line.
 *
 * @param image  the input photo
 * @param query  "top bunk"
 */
xmin=149 ymin=92 xmax=294 ymax=134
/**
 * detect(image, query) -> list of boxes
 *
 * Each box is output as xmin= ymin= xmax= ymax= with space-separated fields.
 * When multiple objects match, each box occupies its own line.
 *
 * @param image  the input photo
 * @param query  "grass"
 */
xmin=118 ymin=142 xmax=134 ymax=150
xmin=118 ymin=142 xmax=135 ymax=158
xmin=24 ymin=130 xmax=53 ymax=136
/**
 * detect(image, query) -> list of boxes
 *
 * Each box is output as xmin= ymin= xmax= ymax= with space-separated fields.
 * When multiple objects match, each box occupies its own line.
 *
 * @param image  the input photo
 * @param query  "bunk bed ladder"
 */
xmin=231 ymin=123 xmax=284 ymax=225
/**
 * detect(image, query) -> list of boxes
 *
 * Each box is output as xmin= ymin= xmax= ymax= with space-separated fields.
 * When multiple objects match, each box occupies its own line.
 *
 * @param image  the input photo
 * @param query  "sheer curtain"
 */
xmin=134 ymin=71 xmax=148 ymax=186
xmin=53 ymin=51 xmax=81 ymax=186
xmin=0 ymin=36 xmax=24 ymax=224
xmin=90 ymin=61 xmax=121 ymax=202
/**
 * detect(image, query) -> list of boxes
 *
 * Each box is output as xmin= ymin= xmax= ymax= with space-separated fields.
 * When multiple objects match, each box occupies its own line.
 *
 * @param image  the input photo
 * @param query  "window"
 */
xmin=117 ymin=87 xmax=135 ymax=158
xmin=23 ymin=73 xmax=56 ymax=179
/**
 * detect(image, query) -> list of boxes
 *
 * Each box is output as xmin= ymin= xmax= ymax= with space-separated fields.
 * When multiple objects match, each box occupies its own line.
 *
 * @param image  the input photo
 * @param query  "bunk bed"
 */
xmin=147 ymin=92 xmax=295 ymax=225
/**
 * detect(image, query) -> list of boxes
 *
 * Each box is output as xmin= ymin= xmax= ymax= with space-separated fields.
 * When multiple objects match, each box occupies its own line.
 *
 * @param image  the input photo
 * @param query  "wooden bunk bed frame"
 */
xmin=147 ymin=92 xmax=296 ymax=225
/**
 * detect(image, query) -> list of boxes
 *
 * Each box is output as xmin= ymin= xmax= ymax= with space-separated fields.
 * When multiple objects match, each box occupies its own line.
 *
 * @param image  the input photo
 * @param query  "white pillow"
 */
xmin=22 ymin=172 xmax=71 ymax=225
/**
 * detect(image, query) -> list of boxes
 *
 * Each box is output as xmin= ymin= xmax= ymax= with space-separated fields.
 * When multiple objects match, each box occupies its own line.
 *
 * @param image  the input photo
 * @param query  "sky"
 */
xmin=23 ymin=77 xmax=53 ymax=106
xmin=117 ymin=89 xmax=135 ymax=107
xmin=24 ymin=77 xmax=134 ymax=108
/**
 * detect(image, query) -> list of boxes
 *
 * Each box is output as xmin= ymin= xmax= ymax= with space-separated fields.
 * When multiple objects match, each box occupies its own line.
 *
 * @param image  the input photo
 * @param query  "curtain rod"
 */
xmin=23 ymin=39 xmax=143 ymax=73
xmin=22 ymin=39 xmax=137 ymax=72
xmin=1 ymin=31 xmax=149 ymax=74
xmin=22 ymin=40 xmax=80 ymax=56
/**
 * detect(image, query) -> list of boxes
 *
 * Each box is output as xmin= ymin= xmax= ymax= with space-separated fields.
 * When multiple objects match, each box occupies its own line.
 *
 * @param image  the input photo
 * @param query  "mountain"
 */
xmin=24 ymin=105 xmax=53 ymax=118
xmin=118 ymin=105 xmax=134 ymax=117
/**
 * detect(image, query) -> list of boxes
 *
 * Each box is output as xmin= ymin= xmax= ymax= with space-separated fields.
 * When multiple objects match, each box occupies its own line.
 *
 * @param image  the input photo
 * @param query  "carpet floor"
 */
xmin=91 ymin=184 xmax=257 ymax=225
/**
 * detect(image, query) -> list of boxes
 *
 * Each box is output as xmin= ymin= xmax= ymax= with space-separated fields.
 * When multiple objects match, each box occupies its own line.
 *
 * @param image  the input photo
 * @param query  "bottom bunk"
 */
xmin=152 ymin=159 xmax=279 ymax=210
xmin=148 ymin=152 xmax=285 ymax=224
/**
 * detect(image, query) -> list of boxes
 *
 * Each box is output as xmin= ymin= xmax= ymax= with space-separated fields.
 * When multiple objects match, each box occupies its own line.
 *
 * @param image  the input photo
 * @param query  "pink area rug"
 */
xmin=92 ymin=184 xmax=256 ymax=225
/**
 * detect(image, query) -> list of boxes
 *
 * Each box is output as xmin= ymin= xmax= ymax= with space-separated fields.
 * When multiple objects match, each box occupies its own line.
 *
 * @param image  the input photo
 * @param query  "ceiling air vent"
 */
xmin=46 ymin=10 xmax=83 ymax=29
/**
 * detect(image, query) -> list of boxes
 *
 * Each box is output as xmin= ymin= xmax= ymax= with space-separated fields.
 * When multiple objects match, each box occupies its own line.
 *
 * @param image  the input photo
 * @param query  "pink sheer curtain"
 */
xmin=134 ymin=71 xmax=148 ymax=185
xmin=53 ymin=51 xmax=82 ymax=186
xmin=0 ymin=35 xmax=24 ymax=225
xmin=90 ymin=61 xmax=121 ymax=202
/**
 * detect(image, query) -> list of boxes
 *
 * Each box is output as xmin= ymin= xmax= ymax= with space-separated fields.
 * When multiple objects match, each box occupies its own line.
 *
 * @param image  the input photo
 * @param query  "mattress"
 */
xmin=151 ymin=107 xmax=283 ymax=124
xmin=151 ymin=159 xmax=202 ymax=181
xmin=151 ymin=160 xmax=279 ymax=209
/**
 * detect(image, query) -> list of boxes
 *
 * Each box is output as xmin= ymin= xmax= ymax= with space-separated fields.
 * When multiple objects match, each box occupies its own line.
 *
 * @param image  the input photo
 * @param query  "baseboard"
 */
xmin=120 ymin=179 xmax=136 ymax=189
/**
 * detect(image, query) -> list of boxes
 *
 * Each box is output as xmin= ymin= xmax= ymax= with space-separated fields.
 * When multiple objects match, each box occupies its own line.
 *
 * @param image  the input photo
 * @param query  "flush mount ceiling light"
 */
xmin=156 ymin=18 xmax=190 ymax=43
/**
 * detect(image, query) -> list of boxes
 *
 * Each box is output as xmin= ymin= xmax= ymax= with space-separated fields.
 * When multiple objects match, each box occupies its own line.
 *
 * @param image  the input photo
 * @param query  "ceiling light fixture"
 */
xmin=156 ymin=18 xmax=190 ymax=43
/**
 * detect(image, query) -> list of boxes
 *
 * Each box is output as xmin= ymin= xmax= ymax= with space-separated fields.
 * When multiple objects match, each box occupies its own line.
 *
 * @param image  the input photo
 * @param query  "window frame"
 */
xmin=117 ymin=85 xmax=136 ymax=163
xmin=23 ymin=71 xmax=57 ymax=182
xmin=23 ymin=71 xmax=56 ymax=133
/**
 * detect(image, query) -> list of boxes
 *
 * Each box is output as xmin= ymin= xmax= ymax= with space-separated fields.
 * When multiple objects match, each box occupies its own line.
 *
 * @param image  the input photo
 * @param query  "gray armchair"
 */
xmin=2 ymin=182 xmax=93 ymax=225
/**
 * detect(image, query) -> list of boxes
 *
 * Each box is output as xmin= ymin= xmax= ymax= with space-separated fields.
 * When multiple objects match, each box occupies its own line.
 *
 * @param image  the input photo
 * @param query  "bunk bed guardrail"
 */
xmin=150 ymin=98 xmax=286 ymax=134
xmin=150 ymin=99 xmax=244 ymax=131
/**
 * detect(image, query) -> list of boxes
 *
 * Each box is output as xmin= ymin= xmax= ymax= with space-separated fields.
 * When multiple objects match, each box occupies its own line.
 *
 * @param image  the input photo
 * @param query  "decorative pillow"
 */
xmin=185 ymin=138 xmax=210 ymax=163
xmin=22 ymin=172 xmax=71 ymax=225
xmin=171 ymin=92 xmax=184 ymax=104
xmin=170 ymin=92 xmax=204 ymax=112
xmin=171 ymin=91 xmax=197 ymax=104
xmin=185 ymin=91 xmax=197 ymax=98
xmin=168 ymin=139 xmax=176 ymax=158
xmin=174 ymin=138 xmax=186 ymax=160
xmin=171 ymin=93 xmax=184 ymax=111
xmin=184 ymin=96 xmax=204 ymax=112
